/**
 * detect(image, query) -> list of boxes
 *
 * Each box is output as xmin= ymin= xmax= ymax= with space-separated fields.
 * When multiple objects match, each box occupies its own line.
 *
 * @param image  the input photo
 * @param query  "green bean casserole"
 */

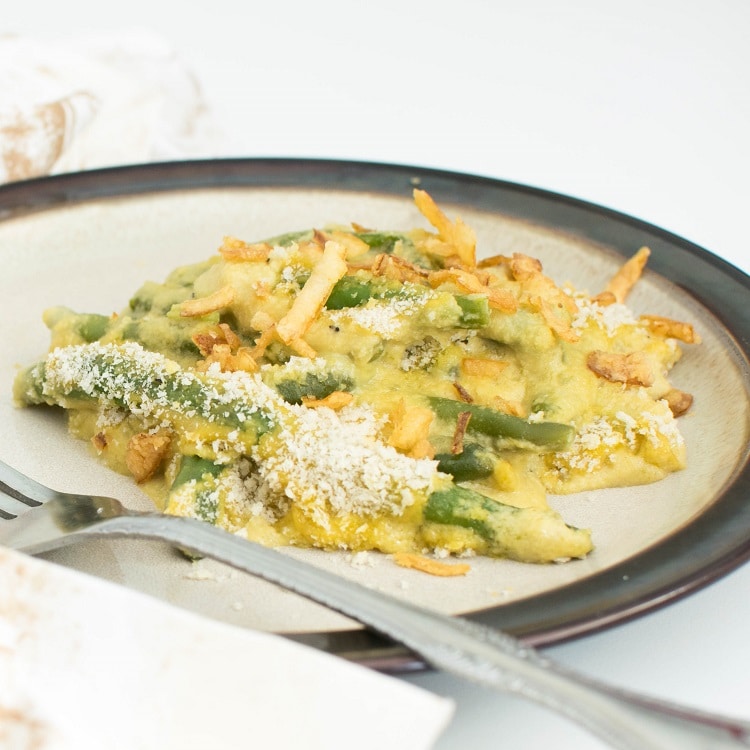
xmin=13 ymin=190 xmax=699 ymax=572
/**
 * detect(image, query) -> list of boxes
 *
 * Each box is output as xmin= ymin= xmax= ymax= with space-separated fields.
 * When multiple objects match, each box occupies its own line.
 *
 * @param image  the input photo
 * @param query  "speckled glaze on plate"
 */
xmin=1 ymin=159 xmax=748 ymax=671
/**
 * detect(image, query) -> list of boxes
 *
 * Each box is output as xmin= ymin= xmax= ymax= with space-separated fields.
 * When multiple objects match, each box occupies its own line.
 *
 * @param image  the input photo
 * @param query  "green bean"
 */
xmin=424 ymin=484 xmax=592 ymax=562
xmin=77 ymin=313 xmax=111 ymax=342
xmin=455 ymin=294 xmax=490 ymax=327
xmin=166 ymin=457 xmax=232 ymax=553
xmin=15 ymin=342 xmax=274 ymax=442
xmin=326 ymin=277 xmax=487 ymax=336
xmin=325 ymin=275 xmax=428 ymax=311
xmin=272 ymin=370 xmax=355 ymax=404
xmin=326 ymin=277 xmax=375 ymax=310
xmin=429 ymin=397 xmax=574 ymax=451
xmin=354 ymin=231 xmax=411 ymax=254
xmin=171 ymin=454 xmax=224 ymax=488
xmin=170 ymin=455 xmax=227 ymax=525
xmin=41 ymin=307 xmax=111 ymax=344
xmin=194 ymin=489 xmax=219 ymax=523
xmin=128 ymin=258 xmax=214 ymax=317
xmin=435 ymin=442 xmax=495 ymax=481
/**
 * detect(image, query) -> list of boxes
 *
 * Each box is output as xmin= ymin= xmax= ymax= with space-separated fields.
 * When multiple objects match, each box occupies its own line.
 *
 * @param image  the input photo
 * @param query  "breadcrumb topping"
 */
xmin=326 ymin=296 xmax=426 ymax=338
xmin=552 ymin=408 xmax=684 ymax=475
xmin=572 ymin=296 xmax=638 ymax=336
xmin=252 ymin=402 xmax=437 ymax=525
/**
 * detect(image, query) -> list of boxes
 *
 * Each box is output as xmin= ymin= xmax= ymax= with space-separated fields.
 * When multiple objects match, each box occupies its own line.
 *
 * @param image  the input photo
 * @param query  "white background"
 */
xmin=8 ymin=1 xmax=750 ymax=748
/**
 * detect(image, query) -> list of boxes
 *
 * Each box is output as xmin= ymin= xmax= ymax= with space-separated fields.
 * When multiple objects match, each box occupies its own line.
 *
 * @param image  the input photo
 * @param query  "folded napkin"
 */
xmin=0 ymin=546 xmax=453 ymax=750
xmin=0 ymin=30 xmax=223 ymax=183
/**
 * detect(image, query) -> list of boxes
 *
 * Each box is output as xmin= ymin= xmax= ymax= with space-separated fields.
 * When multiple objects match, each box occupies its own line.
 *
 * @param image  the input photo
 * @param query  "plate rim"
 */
xmin=2 ymin=157 xmax=749 ymax=671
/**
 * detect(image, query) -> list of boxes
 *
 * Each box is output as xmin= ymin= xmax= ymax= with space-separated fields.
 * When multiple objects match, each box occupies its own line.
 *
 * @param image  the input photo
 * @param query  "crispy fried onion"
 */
xmin=504 ymin=253 xmax=580 ymax=342
xmin=180 ymin=285 xmax=235 ymax=318
xmin=451 ymin=411 xmax=472 ymax=455
xmin=192 ymin=322 xmax=241 ymax=355
xmin=640 ymin=314 xmax=700 ymax=344
xmin=428 ymin=267 xmax=517 ymax=313
xmin=590 ymin=290 xmax=618 ymax=306
xmin=201 ymin=344 xmax=258 ymax=373
xmin=392 ymin=552 xmax=471 ymax=577
xmin=664 ymin=388 xmax=694 ymax=417
xmin=218 ymin=236 xmax=272 ymax=262
xmin=413 ymin=188 xmax=476 ymax=266
xmin=587 ymin=350 xmax=654 ymax=387
xmin=252 ymin=280 xmax=272 ymax=299
xmin=477 ymin=253 xmax=512 ymax=269
xmin=249 ymin=327 xmax=277 ymax=360
xmin=509 ymin=253 xmax=543 ymax=281
xmin=91 ymin=432 xmax=108 ymax=453
xmin=125 ymin=431 xmax=171 ymax=483
xmin=508 ymin=254 xmax=577 ymax=313
xmin=452 ymin=381 xmax=474 ymax=403
xmin=533 ymin=295 xmax=580 ymax=343
xmin=193 ymin=323 xmax=258 ymax=373
xmin=275 ymin=240 xmax=348 ymax=357
xmin=315 ymin=229 xmax=370 ymax=259
xmin=603 ymin=246 xmax=650 ymax=303
xmin=370 ymin=253 xmax=430 ymax=284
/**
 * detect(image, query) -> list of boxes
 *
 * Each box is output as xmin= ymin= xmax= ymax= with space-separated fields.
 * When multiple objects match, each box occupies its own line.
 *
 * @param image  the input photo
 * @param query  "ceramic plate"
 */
xmin=1 ymin=159 xmax=748 ymax=671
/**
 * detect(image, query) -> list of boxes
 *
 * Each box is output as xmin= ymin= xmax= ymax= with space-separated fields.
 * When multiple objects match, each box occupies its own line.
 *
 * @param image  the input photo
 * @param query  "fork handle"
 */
xmin=80 ymin=514 xmax=750 ymax=750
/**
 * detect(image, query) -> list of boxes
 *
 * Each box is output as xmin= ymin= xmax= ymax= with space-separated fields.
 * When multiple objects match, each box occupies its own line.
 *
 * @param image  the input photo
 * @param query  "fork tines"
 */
xmin=0 ymin=479 xmax=43 ymax=520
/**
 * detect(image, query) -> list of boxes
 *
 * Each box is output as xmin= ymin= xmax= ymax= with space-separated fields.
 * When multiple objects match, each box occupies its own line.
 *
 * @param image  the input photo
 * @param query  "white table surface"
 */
xmin=8 ymin=1 xmax=750 ymax=747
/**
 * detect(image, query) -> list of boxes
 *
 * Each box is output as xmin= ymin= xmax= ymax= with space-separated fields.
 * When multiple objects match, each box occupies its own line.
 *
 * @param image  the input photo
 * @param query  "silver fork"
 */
xmin=1 ymin=459 xmax=748 ymax=750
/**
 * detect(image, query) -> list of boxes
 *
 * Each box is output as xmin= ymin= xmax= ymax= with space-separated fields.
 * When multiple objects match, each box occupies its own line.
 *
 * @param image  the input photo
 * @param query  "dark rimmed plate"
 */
xmin=1 ymin=158 xmax=748 ymax=672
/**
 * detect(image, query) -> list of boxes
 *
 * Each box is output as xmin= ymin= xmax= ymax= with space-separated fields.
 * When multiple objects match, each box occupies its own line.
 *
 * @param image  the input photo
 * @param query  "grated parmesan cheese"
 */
xmin=615 ymin=409 xmax=684 ymax=449
xmin=553 ymin=406 xmax=684 ymax=477
xmin=252 ymin=402 xmax=437 ymax=524
xmin=572 ymin=296 xmax=638 ymax=336
xmin=326 ymin=297 xmax=424 ymax=338
xmin=552 ymin=417 xmax=624 ymax=474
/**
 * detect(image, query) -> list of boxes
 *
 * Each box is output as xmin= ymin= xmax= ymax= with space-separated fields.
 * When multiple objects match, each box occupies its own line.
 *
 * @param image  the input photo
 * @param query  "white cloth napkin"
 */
xmin=0 ymin=30 xmax=223 ymax=183
xmin=0 ymin=546 xmax=453 ymax=750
